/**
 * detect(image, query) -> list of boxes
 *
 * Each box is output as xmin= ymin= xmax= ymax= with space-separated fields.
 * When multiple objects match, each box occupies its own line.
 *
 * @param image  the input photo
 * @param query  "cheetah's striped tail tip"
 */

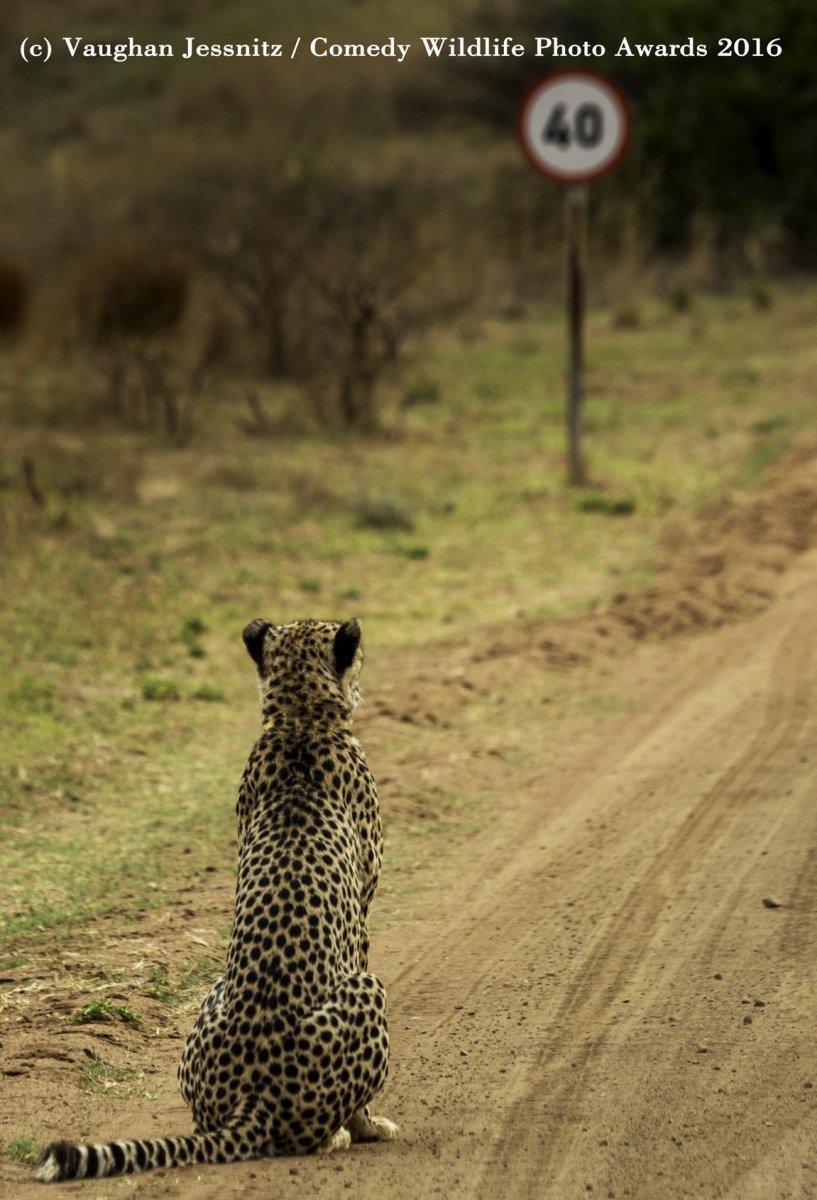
xmin=35 ymin=1142 xmax=81 ymax=1183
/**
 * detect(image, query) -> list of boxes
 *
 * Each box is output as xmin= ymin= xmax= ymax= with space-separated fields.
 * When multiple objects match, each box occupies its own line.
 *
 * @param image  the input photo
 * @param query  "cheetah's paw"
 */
xmin=319 ymin=1127 xmax=352 ymax=1155
xmin=369 ymin=1115 xmax=399 ymax=1141
xmin=349 ymin=1113 xmax=399 ymax=1142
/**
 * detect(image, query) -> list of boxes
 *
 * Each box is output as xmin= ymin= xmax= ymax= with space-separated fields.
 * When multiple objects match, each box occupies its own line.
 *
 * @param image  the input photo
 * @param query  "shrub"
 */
xmin=76 ymin=243 xmax=189 ymax=344
xmin=71 ymin=243 xmax=196 ymax=444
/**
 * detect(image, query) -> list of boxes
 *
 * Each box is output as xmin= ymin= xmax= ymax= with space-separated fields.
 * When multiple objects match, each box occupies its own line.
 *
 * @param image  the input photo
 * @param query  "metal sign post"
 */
xmin=565 ymin=185 xmax=588 ymax=485
xmin=517 ymin=71 xmax=631 ymax=485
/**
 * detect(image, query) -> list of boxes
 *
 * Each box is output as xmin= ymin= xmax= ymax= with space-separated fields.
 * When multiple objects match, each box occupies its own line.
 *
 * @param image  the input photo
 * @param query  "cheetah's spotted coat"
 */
xmin=36 ymin=617 xmax=396 ymax=1182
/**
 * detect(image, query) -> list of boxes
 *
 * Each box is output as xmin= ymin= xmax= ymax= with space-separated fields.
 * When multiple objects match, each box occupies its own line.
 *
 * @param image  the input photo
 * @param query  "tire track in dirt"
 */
xmin=388 ymin=609 xmax=808 ymax=1021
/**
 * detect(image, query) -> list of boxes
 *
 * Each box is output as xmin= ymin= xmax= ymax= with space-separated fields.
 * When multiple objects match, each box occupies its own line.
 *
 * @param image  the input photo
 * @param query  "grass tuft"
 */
xmin=355 ymin=496 xmax=415 ymax=531
xmin=147 ymin=958 xmax=222 ymax=1007
xmin=575 ymin=493 xmax=637 ymax=517
xmin=5 ymin=1137 xmax=39 ymax=1165
xmin=0 ymin=954 xmax=28 ymax=970
xmin=77 ymin=1051 xmax=144 ymax=1098
xmin=70 ymin=999 xmax=141 ymax=1025
xmin=141 ymin=677 xmax=182 ymax=702
xmin=191 ymin=683 xmax=226 ymax=703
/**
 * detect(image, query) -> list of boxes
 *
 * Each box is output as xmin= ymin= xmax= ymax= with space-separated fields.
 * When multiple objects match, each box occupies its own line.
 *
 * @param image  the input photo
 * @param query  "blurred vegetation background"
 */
xmin=1 ymin=0 xmax=814 ymax=446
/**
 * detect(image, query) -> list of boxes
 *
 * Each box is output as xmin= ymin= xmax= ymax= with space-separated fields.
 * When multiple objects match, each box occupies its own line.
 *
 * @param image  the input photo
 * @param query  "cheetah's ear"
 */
xmin=333 ymin=618 xmax=361 ymax=674
xmin=242 ymin=618 xmax=271 ymax=668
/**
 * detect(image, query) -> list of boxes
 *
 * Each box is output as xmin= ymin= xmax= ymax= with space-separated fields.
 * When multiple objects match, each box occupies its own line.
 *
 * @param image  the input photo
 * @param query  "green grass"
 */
xmin=5 ymin=1137 xmax=39 ymax=1165
xmin=147 ymin=958 xmax=223 ymax=1007
xmin=69 ymin=1000 xmax=142 ymax=1026
xmin=2 ymin=290 xmax=817 ymax=957
xmin=77 ymin=1052 xmax=145 ymax=1099
xmin=574 ymin=491 xmax=637 ymax=517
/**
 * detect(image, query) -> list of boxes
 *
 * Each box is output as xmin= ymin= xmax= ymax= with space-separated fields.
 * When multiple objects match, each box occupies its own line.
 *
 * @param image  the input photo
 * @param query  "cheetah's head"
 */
xmin=242 ymin=616 xmax=364 ymax=722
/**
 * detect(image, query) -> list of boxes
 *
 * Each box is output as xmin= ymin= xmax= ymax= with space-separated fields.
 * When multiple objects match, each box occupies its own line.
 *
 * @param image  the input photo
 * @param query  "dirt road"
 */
xmin=367 ymin=550 xmax=817 ymax=1200
xmin=4 ymin=535 xmax=817 ymax=1198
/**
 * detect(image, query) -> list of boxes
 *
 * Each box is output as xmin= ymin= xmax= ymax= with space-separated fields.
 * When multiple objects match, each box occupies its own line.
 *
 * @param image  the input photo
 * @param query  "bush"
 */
xmin=76 ymin=243 xmax=189 ymax=344
xmin=70 ymin=242 xmax=197 ymax=444
xmin=163 ymin=166 xmax=468 ymax=432
xmin=285 ymin=182 xmax=465 ymax=432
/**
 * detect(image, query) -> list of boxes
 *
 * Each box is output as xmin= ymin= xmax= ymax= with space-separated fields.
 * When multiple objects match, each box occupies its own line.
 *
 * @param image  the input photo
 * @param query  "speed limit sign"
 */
xmin=517 ymin=71 xmax=631 ymax=484
xmin=517 ymin=70 xmax=631 ymax=184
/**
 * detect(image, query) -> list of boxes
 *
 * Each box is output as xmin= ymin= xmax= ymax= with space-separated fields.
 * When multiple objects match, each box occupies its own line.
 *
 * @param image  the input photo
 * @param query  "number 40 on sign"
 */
xmin=517 ymin=70 xmax=630 ymax=184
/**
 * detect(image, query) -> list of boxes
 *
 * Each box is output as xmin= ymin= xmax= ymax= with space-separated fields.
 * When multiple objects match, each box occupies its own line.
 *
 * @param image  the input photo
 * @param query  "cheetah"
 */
xmin=36 ymin=617 xmax=397 ymax=1182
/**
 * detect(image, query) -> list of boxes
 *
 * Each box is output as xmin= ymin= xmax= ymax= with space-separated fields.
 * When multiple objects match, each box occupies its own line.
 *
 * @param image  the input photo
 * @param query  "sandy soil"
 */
xmin=3 ymin=454 xmax=817 ymax=1199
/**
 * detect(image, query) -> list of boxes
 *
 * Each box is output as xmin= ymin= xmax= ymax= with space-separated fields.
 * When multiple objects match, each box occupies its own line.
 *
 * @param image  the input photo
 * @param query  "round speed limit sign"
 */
xmin=517 ymin=70 xmax=631 ymax=184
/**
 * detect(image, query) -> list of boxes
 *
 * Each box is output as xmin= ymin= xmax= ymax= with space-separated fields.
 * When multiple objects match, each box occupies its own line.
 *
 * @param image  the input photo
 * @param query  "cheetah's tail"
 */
xmin=34 ymin=1128 xmax=257 ymax=1183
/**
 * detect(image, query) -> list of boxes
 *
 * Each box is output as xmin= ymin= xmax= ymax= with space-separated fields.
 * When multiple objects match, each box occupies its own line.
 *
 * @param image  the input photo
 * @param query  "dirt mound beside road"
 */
xmin=613 ymin=456 xmax=817 ymax=639
xmin=480 ymin=442 xmax=817 ymax=673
